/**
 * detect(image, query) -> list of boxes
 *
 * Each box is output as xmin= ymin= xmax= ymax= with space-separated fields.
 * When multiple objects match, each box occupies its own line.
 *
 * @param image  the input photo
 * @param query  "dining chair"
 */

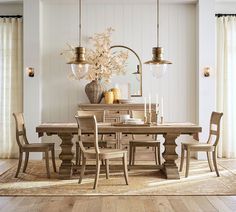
xmin=179 ymin=111 xmax=223 ymax=177
xmin=75 ymin=110 xmax=108 ymax=166
xmin=129 ymin=110 xmax=161 ymax=166
xmin=75 ymin=115 xmax=129 ymax=189
xmin=13 ymin=113 xmax=57 ymax=178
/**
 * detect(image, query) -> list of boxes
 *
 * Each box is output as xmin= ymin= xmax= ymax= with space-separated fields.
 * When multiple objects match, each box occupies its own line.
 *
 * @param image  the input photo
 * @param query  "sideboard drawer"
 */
xmin=106 ymin=110 xmax=130 ymax=116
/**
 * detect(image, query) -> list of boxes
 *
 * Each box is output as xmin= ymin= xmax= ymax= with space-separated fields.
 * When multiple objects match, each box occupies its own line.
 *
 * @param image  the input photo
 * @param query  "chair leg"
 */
xmin=132 ymin=146 xmax=136 ymax=166
xmin=75 ymin=144 xmax=79 ymax=166
xmin=93 ymin=159 xmax=101 ymax=189
xmin=105 ymin=159 xmax=109 ymax=179
xmin=79 ymin=157 xmax=87 ymax=184
xmin=23 ymin=152 xmax=29 ymax=173
xmin=45 ymin=151 xmax=50 ymax=179
xmin=157 ymin=145 xmax=161 ymax=165
xmin=129 ymin=143 xmax=133 ymax=166
xmin=180 ymin=144 xmax=185 ymax=172
xmin=154 ymin=147 xmax=158 ymax=165
xmin=123 ymin=153 xmax=129 ymax=185
xmin=212 ymin=151 xmax=220 ymax=177
xmin=78 ymin=148 xmax=82 ymax=166
xmin=15 ymin=151 xmax=23 ymax=178
xmin=206 ymin=151 xmax=213 ymax=172
xmin=51 ymin=148 xmax=57 ymax=173
xmin=185 ymin=148 xmax=190 ymax=178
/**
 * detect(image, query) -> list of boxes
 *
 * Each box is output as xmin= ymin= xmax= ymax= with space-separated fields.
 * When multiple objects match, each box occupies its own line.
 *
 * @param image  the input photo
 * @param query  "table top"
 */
xmin=36 ymin=122 xmax=202 ymax=136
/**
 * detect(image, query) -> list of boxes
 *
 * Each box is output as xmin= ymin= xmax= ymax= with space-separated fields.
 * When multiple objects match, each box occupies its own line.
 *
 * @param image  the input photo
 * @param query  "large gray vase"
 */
xmin=85 ymin=80 xmax=104 ymax=104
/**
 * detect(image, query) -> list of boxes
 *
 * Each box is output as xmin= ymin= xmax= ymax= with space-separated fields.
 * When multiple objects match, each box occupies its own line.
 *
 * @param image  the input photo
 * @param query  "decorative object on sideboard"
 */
xmin=104 ymin=90 xmax=114 ymax=104
xmin=144 ymin=0 xmax=172 ymax=78
xmin=110 ymin=87 xmax=121 ymax=103
xmin=204 ymin=67 xmax=210 ymax=77
xmin=85 ymin=79 xmax=104 ymax=104
xmin=67 ymin=0 xmax=90 ymax=80
xmin=26 ymin=67 xmax=35 ymax=77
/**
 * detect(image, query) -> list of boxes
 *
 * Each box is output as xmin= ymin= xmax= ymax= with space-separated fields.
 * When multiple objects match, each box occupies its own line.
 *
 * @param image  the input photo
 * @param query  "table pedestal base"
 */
xmin=58 ymin=133 xmax=74 ymax=179
xmin=162 ymin=133 xmax=180 ymax=179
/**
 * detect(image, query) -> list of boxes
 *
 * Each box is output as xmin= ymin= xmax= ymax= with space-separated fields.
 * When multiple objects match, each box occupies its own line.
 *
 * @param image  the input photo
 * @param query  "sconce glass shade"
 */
xmin=67 ymin=47 xmax=90 ymax=80
xmin=144 ymin=47 xmax=171 ymax=78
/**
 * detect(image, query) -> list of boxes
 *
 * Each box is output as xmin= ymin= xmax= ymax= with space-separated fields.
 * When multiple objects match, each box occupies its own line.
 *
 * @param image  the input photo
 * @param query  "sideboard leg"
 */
xmin=58 ymin=133 xmax=74 ymax=179
xmin=162 ymin=133 xmax=180 ymax=179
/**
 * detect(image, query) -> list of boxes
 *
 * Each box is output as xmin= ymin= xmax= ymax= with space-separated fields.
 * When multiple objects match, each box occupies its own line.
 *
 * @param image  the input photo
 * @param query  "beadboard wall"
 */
xmin=41 ymin=0 xmax=196 ymax=123
xmin=40 ymin=0 xmax=196 ymax=154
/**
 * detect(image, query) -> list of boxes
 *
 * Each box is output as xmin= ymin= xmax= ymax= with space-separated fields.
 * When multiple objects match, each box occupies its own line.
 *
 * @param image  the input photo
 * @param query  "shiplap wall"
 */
xmin=41 ymin=0 xmax=196 ymax=154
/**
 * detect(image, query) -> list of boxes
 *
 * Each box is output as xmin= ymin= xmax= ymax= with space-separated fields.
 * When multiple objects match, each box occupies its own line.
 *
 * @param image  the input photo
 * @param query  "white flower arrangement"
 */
xmin=61 ymin=28 xmax=129 ymax=83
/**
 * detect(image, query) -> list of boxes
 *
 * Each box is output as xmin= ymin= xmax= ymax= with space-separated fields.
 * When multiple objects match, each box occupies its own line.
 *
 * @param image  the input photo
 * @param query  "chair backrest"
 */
xmin=207 ymin=112 xmax=223 ymax=146
xmin=131 ymin=110 xmax=157 ymax=122
xmin=75 ymin=115 xmax=100 ymax=154
xmin=76 ymin=110 xmax=105 ymax=122
xmin=12 ymin=113 xmax=29 ymax=148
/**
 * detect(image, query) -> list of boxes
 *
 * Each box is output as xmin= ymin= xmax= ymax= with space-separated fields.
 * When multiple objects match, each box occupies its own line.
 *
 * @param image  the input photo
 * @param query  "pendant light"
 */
xmin=67 ymin=0 xmax=90 ymax=79
xmin=144 ymin=0 xmax=172 ymax=78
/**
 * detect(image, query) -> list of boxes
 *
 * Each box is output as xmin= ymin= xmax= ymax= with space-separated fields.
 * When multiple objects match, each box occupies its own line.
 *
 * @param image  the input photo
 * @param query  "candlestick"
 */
xmin=144 ymin=97 xmax=146 ymax=117
xmin=160 ymin=116 xmax=164 ymax=124
xmin=149 ymin=94 xmax=151 ymax=113
xmin=156 ymin=94 xmax=159 ymax=113
xmin=161 ymin=97 xmax=164 ymax=117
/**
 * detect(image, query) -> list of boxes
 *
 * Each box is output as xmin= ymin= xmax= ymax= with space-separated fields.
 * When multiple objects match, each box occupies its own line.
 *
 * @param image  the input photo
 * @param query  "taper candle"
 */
xmin=161 ymin=97 xmax=164 ymax=117
xmin=144 ymin=97 xmax=146 ymax=117
xmin=148 ymin=94 xmax=151 ymax=113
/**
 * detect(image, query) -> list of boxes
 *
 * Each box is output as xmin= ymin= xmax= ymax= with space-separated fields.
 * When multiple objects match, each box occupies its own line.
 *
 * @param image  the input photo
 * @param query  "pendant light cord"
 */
xmin=156 ymin=0 xmax=160 ymax=47
xmin=79 ymin=0 xmax=82 ymax=47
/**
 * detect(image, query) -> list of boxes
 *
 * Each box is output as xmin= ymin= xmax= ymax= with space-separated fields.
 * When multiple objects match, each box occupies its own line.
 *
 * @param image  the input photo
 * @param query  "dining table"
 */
xmin=36 ymin=122 xmax=201 ymax=180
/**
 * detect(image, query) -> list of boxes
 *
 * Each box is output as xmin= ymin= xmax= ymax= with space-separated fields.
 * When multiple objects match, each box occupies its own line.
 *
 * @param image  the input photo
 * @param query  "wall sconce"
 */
xmin=26 ymin=67 xmax=35 ymax=77
xmin=204 ymin=67 xmax=210 ymax=77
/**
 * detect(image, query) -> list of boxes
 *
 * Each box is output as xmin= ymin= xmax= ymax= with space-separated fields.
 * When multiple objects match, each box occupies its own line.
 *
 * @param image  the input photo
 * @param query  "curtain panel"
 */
xmin=217 ymin=16 xmax=236 ymax=158
xmin=0 ymin=17 xmax=23 ymax=158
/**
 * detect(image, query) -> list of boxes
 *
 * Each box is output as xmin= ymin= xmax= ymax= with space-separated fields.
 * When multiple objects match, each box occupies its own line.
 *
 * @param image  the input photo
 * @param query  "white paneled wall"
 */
xmin=41 ymin=0 xmax=196 ymax=153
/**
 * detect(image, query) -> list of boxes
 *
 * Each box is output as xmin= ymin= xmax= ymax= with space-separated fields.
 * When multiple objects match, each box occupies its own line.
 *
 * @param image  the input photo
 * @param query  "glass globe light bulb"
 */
xmin=71 ymin=63 xmax=89 ymax=80
xmin=150 ymin=64 xmax=168 ymax=78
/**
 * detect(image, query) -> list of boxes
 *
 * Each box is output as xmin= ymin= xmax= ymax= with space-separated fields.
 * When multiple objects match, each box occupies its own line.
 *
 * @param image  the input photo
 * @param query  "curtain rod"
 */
xmin=0 ymin=15 xmax=22 ymax=18
xmin=215 ymin=14 xmax=236 ymax=17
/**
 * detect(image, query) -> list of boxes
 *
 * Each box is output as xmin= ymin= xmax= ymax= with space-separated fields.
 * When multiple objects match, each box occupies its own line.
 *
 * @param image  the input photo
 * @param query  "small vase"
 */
xmin=85 ymin=80 xmax=104 ymax=104
xmin=104 ymin=91 xmax=114 ymax=104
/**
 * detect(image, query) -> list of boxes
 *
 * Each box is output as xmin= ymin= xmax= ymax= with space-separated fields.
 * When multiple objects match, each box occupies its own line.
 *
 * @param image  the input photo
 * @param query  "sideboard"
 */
xmin=78 ymin=103 xmax=157 ymax=149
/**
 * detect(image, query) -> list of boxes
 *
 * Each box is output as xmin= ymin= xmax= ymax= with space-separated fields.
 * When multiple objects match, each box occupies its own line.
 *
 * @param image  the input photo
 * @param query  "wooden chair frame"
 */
xmin=180 ymin=112 xmax=223 ymax=177
xmin=75 ymin=115 xmax=129 ymax=189
xmin=129 ymin=110 xmax=161 ymax=166
xmin=13 ymin=113 xmax=57 ymax=178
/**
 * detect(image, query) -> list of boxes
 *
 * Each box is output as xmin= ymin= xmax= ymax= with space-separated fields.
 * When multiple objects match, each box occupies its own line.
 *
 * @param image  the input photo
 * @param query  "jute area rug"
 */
xmin=0 ymin=159 xmax=235 ymax=196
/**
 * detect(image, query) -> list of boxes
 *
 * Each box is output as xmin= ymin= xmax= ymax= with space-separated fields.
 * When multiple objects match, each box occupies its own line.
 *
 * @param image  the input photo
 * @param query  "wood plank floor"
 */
xmin=0 ymin=158 xmax=236 ymax=212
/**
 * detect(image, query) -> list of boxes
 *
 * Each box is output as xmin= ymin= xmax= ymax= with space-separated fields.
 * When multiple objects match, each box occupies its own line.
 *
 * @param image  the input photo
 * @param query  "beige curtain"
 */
xmin=0 ymin=17 xmax=23 ymax=158
xmin=217 ymin=16 xmax=236 ymax=158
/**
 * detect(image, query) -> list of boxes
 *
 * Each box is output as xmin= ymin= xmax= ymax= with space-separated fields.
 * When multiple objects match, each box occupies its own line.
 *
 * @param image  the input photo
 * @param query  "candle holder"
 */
xmin=147 ymin=112 xmax=152 ymax=124
xmin=160 ymin=116 xmax=164 ymax=124
xmin=155 ymin=111 xmax=159 ymax=125
xmin=144 ymin=115 xmax=147 ymax=124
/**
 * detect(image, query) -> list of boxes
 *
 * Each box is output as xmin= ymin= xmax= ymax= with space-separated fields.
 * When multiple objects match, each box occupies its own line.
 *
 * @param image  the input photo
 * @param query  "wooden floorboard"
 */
xmin=0 ymin=158 xmax=236 ymax=211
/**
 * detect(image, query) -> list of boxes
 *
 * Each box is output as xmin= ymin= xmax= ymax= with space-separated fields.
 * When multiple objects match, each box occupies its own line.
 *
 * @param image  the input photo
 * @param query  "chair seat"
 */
xmin=182 ymin=142 xmax=215 ymax=151
xmin=84 ymin=148 xmax=127 ymax=160
xmin=22 ymin=143 xmax=54 ymax=151
xmin=130 ymin=140 xmax=160 ymax=147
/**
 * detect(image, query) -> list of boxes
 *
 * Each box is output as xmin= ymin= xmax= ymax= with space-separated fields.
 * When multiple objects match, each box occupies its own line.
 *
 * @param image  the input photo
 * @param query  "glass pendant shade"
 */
xmin=144 ymin=47 xmax=171 ymax=78
xmin=70 ymin=63 xmax=89 ymax=80
xmin=67 ymin=47 xmax=90 ymax=79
